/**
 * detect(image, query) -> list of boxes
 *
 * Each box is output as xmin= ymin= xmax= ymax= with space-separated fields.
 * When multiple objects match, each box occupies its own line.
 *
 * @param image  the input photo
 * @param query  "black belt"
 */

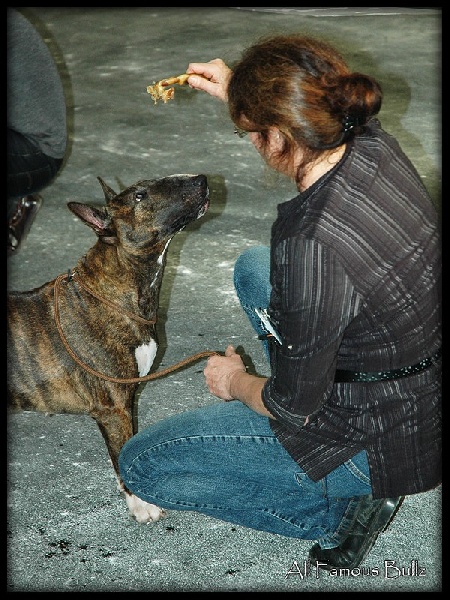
xmin=334 ymin=348 xmax=441 ymax=383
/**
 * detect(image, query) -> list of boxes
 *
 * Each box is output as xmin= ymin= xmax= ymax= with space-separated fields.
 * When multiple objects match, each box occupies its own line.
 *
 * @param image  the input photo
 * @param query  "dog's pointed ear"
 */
xmin=97 ymin=177 xmax=117 ymax=203
xmin=68 ymin=202 xmax=118 ymax=244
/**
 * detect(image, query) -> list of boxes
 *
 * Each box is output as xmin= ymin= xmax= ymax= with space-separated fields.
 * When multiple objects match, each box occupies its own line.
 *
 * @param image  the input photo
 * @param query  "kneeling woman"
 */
xmin=119 ymin=34 xmax=441 ymax=570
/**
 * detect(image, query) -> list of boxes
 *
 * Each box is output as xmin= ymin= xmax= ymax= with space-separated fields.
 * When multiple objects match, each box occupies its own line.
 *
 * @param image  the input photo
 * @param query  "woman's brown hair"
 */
xmin=228 ymin=35 xmax=383 ymax=181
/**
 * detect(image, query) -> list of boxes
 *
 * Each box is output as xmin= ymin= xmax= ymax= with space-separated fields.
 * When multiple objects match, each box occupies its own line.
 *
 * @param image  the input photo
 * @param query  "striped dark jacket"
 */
xmin=262 ymin=119 xmax=441 ymax=498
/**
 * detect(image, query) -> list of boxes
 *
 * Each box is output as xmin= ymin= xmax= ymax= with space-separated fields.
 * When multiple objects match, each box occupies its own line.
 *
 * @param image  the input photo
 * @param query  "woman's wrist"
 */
xmin=227 ymin=368 xmax=247 ymax=401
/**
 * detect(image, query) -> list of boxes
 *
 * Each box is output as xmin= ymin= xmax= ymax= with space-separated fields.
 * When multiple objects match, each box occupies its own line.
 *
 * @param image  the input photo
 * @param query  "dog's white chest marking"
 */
xmin=135 ymin=339 xmax=157 ymax=376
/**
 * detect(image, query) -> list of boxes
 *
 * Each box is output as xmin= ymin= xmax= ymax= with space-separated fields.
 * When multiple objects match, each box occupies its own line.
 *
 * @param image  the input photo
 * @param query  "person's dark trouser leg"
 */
xmin=7 ymin=129 xmax=63 ymax=254
xmin=7 ymin=128 xmax=62 ymax=216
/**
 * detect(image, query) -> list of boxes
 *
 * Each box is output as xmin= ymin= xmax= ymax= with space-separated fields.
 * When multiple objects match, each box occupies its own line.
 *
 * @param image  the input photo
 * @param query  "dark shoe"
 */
xmin=309 ymin=496 xmax=404 ymax=570
xmin=7 ymin=194 xmax=42 ymax=257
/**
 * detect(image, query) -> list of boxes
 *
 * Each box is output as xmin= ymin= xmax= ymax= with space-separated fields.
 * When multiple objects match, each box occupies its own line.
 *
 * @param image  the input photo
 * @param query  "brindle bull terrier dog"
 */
xmin=7 ymin=174 xmax=209 ymax=523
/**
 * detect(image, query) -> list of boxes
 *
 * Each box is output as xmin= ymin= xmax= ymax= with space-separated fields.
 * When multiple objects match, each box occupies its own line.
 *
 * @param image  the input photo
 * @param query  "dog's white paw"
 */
xmin=125 ymin=492 xmax=167 ymax=524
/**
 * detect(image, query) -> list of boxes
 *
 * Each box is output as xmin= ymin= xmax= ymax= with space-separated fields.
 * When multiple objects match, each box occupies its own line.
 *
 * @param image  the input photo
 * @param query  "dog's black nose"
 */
xmin=193 ymin=174 xmax=207 ymax=188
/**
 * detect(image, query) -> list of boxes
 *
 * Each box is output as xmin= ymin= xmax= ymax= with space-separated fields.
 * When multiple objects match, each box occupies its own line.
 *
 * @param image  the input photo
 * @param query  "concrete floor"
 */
xmin=7 ymin=7 xmax=441 ymax=592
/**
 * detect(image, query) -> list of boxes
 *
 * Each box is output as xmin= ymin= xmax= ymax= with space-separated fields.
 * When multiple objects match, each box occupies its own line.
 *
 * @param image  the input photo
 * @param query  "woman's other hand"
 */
xmin=186 ymin=59 xmax=231 ymax=102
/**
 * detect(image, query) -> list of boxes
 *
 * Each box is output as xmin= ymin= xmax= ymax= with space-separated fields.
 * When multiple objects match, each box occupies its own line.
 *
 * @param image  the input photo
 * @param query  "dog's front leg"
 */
xmin=94 ymin=407 xmax=166 ymax=524
xmin=123 ymin=489 xmax=167 ymax=524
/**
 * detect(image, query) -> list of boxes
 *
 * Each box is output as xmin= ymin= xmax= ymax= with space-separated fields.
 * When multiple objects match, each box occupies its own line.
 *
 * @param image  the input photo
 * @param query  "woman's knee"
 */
xmin=233 ymin=245 xmax=271 ymax=307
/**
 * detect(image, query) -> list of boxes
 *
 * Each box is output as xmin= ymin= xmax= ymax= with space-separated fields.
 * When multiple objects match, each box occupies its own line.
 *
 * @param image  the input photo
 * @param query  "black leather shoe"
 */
xmin=309 ymin=496 xmax=404 ymax=570
xmin=7 ymin=194 xmax=42 ymax=257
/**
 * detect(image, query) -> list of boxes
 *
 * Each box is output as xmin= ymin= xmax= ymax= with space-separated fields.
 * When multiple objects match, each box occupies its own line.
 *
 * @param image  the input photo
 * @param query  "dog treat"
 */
xmin=147 ymin=73 xmax=205 ymax=104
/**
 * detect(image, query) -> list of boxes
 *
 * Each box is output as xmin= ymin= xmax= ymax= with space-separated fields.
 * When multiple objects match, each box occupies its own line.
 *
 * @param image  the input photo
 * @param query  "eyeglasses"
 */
xmin=233 ymin=127 xmax=248 ymax=138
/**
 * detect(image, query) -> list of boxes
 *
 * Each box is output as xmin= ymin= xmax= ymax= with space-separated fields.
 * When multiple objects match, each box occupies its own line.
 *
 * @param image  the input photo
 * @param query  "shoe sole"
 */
xmin=380 ymin=497 xmax=404 ymax=532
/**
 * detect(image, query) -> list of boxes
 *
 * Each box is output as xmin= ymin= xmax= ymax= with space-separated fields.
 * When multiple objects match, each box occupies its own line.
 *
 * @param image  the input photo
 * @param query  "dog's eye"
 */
xmin=135 ymin=191 xmax=147 ymax=202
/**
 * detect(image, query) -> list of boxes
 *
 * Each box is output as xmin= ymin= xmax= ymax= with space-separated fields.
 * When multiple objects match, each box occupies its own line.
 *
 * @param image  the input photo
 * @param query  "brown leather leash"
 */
xmin=53 ymin=271 xmax=217 ymax=384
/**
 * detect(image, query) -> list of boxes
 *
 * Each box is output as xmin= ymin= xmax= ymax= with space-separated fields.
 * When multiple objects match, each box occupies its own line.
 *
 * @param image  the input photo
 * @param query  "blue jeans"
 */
xmin=119 ymin=246 xmax=372 ymax=548
xmin=233 ymin=245 xmax=273 ymax=361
